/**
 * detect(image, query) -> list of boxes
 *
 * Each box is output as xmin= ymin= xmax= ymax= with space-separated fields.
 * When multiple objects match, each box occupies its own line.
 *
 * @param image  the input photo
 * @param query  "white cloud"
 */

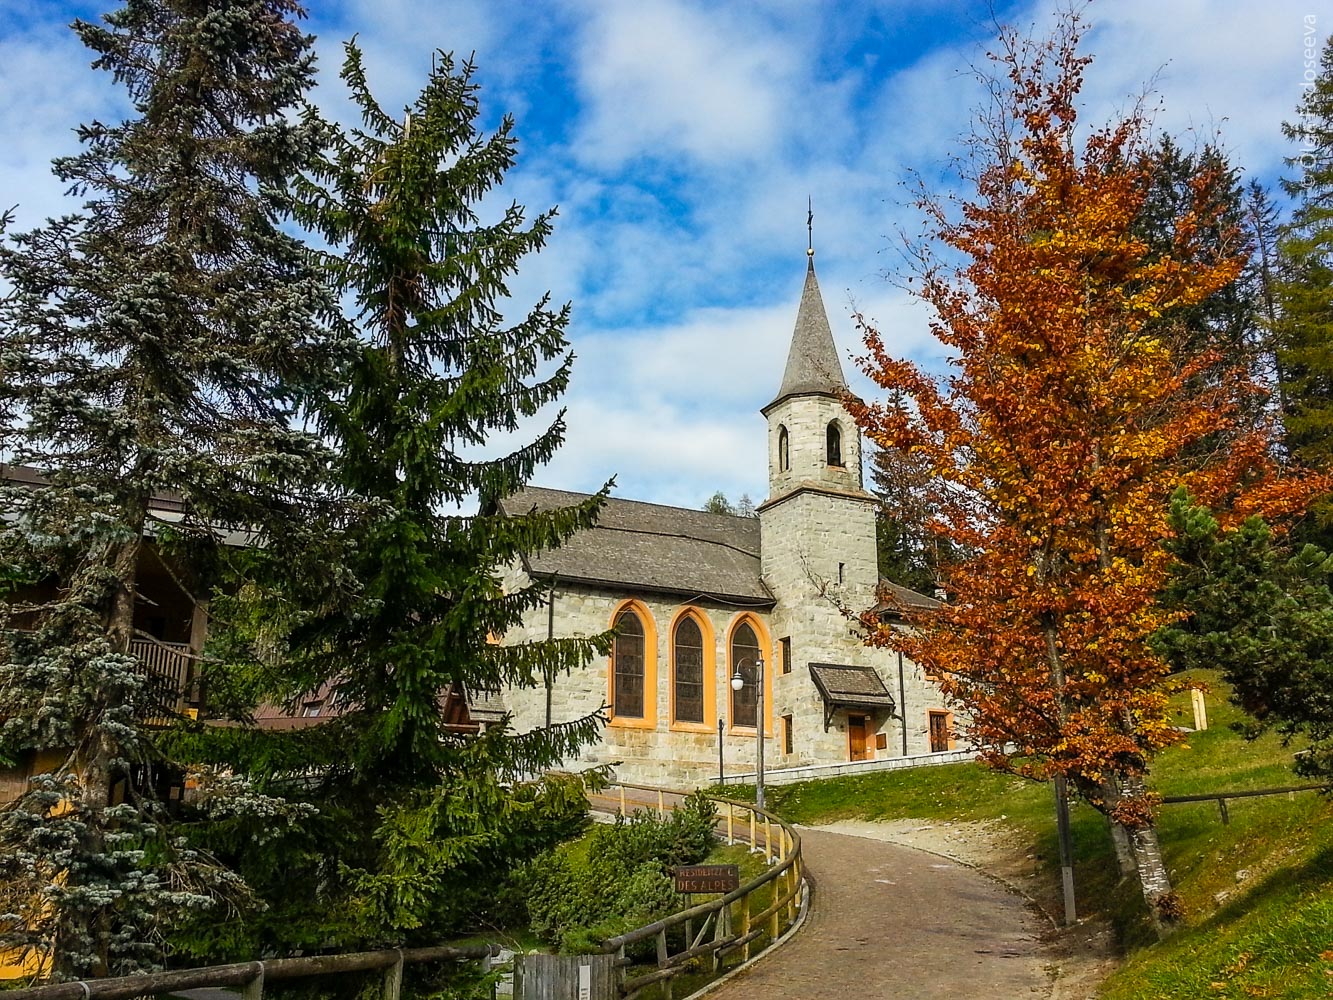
xmin=1075 ymin=0 xmax=1310 ymax=179
xmin=571 ymin=0 xmax=802 ymax=167
xmin=0 ymin=22 xmax=122 ymax=231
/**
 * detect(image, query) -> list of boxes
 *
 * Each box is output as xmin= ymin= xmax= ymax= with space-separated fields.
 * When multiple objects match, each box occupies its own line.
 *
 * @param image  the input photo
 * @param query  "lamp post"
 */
xmin=730 ymin=655 xmax=765 ymax=810
xmin=717 ymin=717 xmax=725 ymax=787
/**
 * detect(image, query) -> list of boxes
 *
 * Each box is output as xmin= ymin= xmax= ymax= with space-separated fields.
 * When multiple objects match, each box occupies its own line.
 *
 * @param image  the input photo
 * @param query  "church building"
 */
xmin=497 ymin=252 xmax=951 ymax=786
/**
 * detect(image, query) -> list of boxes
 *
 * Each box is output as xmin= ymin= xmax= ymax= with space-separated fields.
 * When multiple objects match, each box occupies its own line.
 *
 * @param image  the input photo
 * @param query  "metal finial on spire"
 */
xmin=806 ymin=197 xmax=814 ymax=258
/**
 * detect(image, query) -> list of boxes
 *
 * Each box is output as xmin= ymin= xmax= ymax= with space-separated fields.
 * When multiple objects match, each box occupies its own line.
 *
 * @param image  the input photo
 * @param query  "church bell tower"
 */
xmin=758 ymin=248 xmax=882 ymax=754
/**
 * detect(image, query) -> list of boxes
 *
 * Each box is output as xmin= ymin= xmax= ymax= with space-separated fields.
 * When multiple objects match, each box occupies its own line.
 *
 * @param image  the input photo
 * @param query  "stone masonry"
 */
xmin=495 ymin=253 xmax=953 ymax=787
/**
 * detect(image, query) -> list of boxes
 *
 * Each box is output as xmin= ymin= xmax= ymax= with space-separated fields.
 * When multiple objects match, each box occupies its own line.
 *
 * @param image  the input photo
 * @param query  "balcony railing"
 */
xmin=128 ymin=638 xmax=195 ymax=727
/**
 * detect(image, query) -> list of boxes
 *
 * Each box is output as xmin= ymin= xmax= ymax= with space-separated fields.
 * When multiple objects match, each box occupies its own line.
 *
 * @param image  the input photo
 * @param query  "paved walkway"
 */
xmin=705 ymin=827 xmax=1051 ymax=1000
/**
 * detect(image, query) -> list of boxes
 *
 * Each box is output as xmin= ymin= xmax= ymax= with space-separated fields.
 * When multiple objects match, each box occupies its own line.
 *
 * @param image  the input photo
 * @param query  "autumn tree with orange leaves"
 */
xmin=848 ymin=14 xmax=1323 ymax=932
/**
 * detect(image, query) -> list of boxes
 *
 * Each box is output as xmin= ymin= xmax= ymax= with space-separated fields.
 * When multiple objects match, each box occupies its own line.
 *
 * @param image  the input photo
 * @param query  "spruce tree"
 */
xmin=176 ymin=45 xmax=614 ymax=945
xmin=1157 ymin=492 xmax=1333 ymax=782
xmin=1276 ymin=35 xmax=1333 ymax=469
xmin=1134 ymin=137 xmax=1269 ymax=432
xmin=0 ymin=0 xmax=342 ymax=977
xmin=285 ymin=43 xmax=611 ymax=788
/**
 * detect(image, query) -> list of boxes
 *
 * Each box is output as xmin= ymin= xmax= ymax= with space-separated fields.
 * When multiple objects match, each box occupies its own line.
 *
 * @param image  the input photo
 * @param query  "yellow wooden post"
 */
xmin=619 ymin=785 xmax=626 ymax=815
xmin=727 ymin=804 xmax=734 ymax=845
xmin=748 ymin=809 xmax=756 ymax=850
xmin=763 ymin=817 xmax=772 ymax=862
xmin=657 ymin=789 xmax=664 ymax=817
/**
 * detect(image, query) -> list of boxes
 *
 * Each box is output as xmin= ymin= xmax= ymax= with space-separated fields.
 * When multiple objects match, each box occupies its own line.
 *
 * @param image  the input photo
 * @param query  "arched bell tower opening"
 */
xmin=826 ymin=421 xmax=843 ymax=468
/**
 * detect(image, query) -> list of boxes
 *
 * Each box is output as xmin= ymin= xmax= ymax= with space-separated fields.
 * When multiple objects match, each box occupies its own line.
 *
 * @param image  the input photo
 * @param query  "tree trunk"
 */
xmin=1117 ymin=774 xmax=1178 ymax=938
xmin=1108 ymin=819 xmax=1137 ymax=878
xmin=1128 ymin=823 xmax=1176 ymax=935
xmin=1097 ymin=776 xmax=1138 ymax=878
xmin=63 ymin=494 xmax=147 ymax=979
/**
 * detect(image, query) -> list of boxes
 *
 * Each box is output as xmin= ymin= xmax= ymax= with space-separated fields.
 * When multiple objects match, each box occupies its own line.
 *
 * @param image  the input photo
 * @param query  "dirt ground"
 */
xmin=808 ymin=818 xmax=1122 ymax=1000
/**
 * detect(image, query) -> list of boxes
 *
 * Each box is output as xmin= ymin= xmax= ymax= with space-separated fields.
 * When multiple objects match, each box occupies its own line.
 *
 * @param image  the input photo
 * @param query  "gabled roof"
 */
xmin=873 ymin=580 xmax=944 ymax=619
xmin=499 ymin=486 xmax=772 ymax=605
xmin=765 ymin=257 xmax=848 ymax=411
xmin=874 ymin=578 xmax=949 ymax=618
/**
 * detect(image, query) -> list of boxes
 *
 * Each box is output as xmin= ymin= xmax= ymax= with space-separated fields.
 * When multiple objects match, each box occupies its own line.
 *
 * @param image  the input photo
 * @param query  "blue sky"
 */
xmin=0 ymin=0 xmax=1324 ymax=509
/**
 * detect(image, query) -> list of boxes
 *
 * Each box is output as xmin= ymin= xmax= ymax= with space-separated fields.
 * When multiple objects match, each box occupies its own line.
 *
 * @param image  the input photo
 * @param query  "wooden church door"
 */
xmin=848 ymin=715 xmax=870 ymax=761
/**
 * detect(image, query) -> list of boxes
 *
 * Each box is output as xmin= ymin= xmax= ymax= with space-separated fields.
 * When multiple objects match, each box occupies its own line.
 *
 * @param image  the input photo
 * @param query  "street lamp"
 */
xmin=730 ymin=655 xmax=765 ymax=810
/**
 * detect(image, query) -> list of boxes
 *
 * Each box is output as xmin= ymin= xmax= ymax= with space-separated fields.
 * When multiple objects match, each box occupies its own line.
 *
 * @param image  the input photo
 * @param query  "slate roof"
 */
xmin=873 ymin=581 xmax=944 ymax=618
xmin=499 ymin=486 xmax=772 ymax=605
xmin=808 ymin=663 xmax=896 ymax=707
xmin=765 ymin=257 xmax=848 ymax=411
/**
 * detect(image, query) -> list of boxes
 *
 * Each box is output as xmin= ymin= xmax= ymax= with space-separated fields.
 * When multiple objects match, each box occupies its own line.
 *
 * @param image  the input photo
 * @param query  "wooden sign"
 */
xmin=674 ymin=864 xmax=740 ymax=894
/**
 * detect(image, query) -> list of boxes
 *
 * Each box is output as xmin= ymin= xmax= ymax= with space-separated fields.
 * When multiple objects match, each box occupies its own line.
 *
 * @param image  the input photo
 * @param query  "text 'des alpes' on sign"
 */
xmin=674 ymin=864 xmax=740 ymax=894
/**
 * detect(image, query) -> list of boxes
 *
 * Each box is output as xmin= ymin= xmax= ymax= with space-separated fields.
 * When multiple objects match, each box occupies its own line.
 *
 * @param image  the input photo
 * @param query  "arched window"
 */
xmin=777 ymin=425 xmax=790 ymax=472
xmin=673 ymin=616 xmax=705 ymax=724
xmin=730 ymin=621 xmax=762 ymax=728
xmin=613 ymin=609 xmax=646 ymax=718
xmin=826 ymin=421 xmax=843 ymax=467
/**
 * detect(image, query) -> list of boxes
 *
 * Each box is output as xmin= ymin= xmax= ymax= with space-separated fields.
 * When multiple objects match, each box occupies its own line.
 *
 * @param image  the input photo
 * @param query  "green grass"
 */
xmin=731 ymin=671 xmax=1333 ymax=999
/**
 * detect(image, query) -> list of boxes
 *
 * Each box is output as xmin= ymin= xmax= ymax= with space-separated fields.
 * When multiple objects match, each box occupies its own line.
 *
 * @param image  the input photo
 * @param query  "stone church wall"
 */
xmin=498 ymin=561 xmax=951 ymax=787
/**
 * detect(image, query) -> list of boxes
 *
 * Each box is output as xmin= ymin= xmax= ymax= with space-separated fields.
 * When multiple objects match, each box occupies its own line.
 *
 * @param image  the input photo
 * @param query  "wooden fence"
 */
xmin=1 ymin=943 xmax=499 ymax=1000
xmin=1161 ymin=782 xmax=1330 ymax=825
xmin=596 ymin=781 xmax=806 ymax=1000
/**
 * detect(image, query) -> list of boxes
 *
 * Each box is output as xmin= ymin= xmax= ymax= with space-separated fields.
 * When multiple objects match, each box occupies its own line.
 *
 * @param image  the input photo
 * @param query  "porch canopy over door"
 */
xmin=808 ymin=663 xmax=896 ymax=732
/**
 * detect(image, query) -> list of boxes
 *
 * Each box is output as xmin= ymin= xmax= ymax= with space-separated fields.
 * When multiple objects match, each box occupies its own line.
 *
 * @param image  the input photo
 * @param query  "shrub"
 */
xmin=522 ymin=797 xmax=717 ymax=952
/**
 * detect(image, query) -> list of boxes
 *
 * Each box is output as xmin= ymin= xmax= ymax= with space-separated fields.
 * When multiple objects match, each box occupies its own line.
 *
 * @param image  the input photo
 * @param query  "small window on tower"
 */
xmin=778 ymin=425 xmax=790 ymax=471
xmin=826 ymin=422 xmax=843 ymax=467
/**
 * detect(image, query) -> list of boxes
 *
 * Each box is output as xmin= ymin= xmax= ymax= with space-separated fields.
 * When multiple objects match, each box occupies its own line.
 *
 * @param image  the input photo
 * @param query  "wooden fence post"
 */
xmin=383 ymin=949 xmax=404 ymax=1000
xmin=727 ymin=803 xmax=734 ymax=845
xmin=763 ymin=817 xmax=772 ymax=861
xmin=749 ymin=810 xmax=756 ymax=850
xmin=242 ymin=962 xmax=264 ymax=1000
xmin=620 ymin=785 xmax=626 ymax=815
xmin=740 ymin=892 xmax=752 ymax=962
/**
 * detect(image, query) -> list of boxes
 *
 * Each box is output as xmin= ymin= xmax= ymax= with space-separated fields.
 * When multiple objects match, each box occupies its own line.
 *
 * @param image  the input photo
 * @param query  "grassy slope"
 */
xmin=748 ymin=671 xmax=1333 ymax=999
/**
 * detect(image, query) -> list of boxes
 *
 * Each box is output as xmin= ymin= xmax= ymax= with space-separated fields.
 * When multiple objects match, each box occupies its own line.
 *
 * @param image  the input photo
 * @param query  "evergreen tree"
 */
xmin=175 ymin=44 xmax=613 ymax=948
xmin=1275 ymin=35 xmax=1333 ymax=470
xmin=703 ymin=491 xmax=735 ymax=515
xmin=869 ymin=442 xmax=947 ymax=596
xmin=288 ymin=42 xmax=610 ymax=788
xmin=1157 ymin=492 xmax=1333 ymax=781
xmin=0 ymin=0 xmax=342 ymax=977
xmin=1135 ymin=137 xmax=1270 ymax=433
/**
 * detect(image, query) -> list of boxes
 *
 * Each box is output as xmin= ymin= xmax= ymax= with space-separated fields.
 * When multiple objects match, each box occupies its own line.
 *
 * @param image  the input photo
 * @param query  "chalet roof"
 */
xmin=1 ymin=463 xmax=185 ymax=514
xmin=1 ymin=463 xmax=251 ymax=546
xmin=808 ymin=662 xmax=897 ymax=730
xmin=765 ymin=257 xmax=847 ymax=411
xmin=499 ymin=486 xmax=772 ymax=605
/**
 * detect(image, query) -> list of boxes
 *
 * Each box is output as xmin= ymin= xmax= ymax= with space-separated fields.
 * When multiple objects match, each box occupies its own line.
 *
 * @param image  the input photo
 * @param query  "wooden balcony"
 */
xmin=129 ymin=638 xmax=199 ymax=727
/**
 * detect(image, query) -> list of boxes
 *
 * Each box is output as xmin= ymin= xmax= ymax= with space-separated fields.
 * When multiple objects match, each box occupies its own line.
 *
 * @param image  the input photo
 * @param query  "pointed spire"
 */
xmin=767 ymin=249 xmax=847 ymax=410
